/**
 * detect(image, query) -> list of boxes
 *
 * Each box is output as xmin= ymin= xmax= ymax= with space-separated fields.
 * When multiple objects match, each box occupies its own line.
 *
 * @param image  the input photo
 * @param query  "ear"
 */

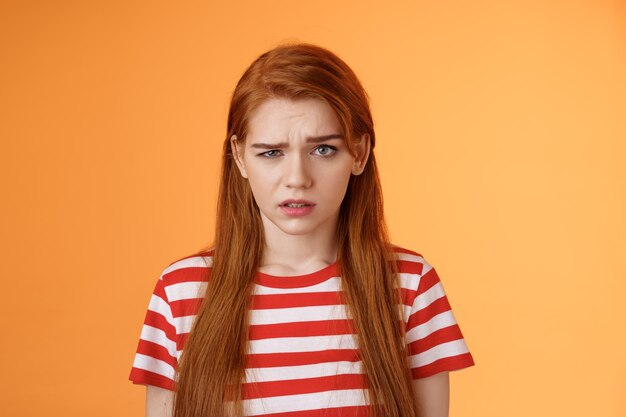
xmin=230 ymin=134 xmax=248 ymax=179
xmin=351 ymin=133 xmax=371 ymax=175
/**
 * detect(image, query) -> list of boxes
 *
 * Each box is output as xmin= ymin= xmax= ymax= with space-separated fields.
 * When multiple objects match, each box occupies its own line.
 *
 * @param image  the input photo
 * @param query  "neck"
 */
xmin=259 ymin=212 xmax=339 ymax=271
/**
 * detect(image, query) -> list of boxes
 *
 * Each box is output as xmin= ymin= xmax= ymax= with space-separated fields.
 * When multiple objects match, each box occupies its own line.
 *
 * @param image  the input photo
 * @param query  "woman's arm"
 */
xmin=411 ymin=371 xmax=450 ymax=417
xmin=146 ymin=385 xmax=174 ymax=417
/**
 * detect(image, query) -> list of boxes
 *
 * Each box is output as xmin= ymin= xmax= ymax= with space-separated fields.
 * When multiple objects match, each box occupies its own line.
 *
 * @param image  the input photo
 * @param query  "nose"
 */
xmin=284 ymin=152 xmax=312 ymax=189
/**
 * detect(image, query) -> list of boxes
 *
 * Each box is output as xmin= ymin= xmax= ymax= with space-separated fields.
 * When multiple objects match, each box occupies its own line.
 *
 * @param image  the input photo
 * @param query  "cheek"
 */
xmin=320 ymin=164 xmax=353 ymax=199
xmin=246 ymin=167 xmax=276 ymax=204
xmin=248 ymin=177 xmax=269 ymax=198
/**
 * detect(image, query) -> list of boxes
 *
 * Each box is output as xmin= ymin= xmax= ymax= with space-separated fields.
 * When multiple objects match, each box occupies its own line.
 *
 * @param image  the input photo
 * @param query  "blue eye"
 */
xmin=257 ymin=145 xmax=337 ymax=159
xmin=259 ymin=150 xmax=281 ymax=158
xmin=314 ymin=145 xmax=338 ymax=157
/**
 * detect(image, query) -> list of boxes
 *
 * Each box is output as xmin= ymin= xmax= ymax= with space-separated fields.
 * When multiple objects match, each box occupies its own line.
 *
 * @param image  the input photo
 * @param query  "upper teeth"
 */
xmin=286 ymin=203 xmax=308 ymax=207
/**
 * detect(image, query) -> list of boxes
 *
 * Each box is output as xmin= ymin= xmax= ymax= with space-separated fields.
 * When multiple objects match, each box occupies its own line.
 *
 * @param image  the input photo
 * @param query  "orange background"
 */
xmin=1 ymin=1 xmax=624 ymax=416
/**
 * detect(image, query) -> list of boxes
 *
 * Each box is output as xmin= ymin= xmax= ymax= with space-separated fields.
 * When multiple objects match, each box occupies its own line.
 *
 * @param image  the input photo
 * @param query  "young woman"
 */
xmin=129 ymin=42 xmax=474 ymax=417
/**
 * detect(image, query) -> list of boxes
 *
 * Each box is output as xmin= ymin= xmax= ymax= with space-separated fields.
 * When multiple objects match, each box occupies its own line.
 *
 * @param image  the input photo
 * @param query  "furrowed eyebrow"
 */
xmin=250 ymin=134 xmax=344 ymax=149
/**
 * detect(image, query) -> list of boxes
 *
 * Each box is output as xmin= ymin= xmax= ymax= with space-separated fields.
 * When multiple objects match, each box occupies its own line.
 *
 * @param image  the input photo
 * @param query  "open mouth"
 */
xmin=282 ymin=203 xmax=313 ymax=208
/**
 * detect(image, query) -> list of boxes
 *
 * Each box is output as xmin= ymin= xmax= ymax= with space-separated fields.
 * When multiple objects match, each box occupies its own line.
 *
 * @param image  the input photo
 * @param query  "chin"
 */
xmin=276 ymin=223 xmax=318 ymax=236
xmin=261 ymin=211 xmax=326 ymax=237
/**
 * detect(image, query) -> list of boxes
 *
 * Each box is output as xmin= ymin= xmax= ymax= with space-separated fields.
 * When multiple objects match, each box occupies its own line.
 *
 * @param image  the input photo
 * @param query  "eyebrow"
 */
xmin=250 ymin=134 xmax=344 ymax=149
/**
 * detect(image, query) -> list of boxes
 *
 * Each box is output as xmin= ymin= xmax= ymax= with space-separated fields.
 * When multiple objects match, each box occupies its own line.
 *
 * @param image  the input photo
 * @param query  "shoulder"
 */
xmin=389 ymin=243 xmax=434 ymax=274
xmin=157 ymin=248 xmax=215 ymax=300
xmin=389 ymin=243 xmax=440 ymax=294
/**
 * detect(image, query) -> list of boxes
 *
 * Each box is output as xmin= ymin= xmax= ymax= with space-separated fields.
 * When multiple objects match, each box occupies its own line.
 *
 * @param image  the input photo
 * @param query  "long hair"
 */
xmin=173 ymin=42 xmax=419 ymax=417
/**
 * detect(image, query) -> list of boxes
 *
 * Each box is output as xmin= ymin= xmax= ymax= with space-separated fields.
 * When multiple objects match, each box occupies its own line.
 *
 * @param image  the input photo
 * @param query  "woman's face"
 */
xmin=231 ymin=97 xmax=370 ymax=240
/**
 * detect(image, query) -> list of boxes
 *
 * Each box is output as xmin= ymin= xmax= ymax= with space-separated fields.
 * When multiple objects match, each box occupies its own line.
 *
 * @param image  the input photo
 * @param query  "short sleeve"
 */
xmin=128 ymin=273 xmax=178 ymax=391
xmin=404 ymin=258 xmax=475 ymax=379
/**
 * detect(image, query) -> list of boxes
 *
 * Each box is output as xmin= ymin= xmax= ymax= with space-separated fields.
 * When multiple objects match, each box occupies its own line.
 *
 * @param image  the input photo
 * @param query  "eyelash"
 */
xmin=258 ymin=145 xmax=338 ymax=159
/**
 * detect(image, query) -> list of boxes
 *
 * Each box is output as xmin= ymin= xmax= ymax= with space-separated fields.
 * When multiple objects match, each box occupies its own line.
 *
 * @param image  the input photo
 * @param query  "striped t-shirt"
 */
xmin=129 ymin=245 xmax=474 ymax=415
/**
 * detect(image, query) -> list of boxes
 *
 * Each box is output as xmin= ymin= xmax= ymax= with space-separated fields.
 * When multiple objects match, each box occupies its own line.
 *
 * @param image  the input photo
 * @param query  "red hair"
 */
xmin=173 ymin=42 xmax=419 ymax=417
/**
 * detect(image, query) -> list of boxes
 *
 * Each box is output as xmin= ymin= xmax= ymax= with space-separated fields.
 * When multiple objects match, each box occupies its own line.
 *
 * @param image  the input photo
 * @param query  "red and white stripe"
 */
xmin=129 ymin=246 xmax=474 ymax=415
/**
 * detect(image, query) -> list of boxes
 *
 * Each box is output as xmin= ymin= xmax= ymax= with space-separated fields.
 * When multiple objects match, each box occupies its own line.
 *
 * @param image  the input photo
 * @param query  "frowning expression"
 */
xmin=231 ymin=97 xmax=370 ymax=238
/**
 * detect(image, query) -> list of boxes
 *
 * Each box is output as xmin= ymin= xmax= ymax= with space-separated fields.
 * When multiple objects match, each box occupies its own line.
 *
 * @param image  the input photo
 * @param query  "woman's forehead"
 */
xmin=246 ymin=97 xmax=342 ymax=142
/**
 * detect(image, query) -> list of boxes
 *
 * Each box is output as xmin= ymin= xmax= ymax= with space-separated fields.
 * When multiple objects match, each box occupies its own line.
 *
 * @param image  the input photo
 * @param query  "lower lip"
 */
xmin=280 ymin=204 xmax=315 ymax=217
